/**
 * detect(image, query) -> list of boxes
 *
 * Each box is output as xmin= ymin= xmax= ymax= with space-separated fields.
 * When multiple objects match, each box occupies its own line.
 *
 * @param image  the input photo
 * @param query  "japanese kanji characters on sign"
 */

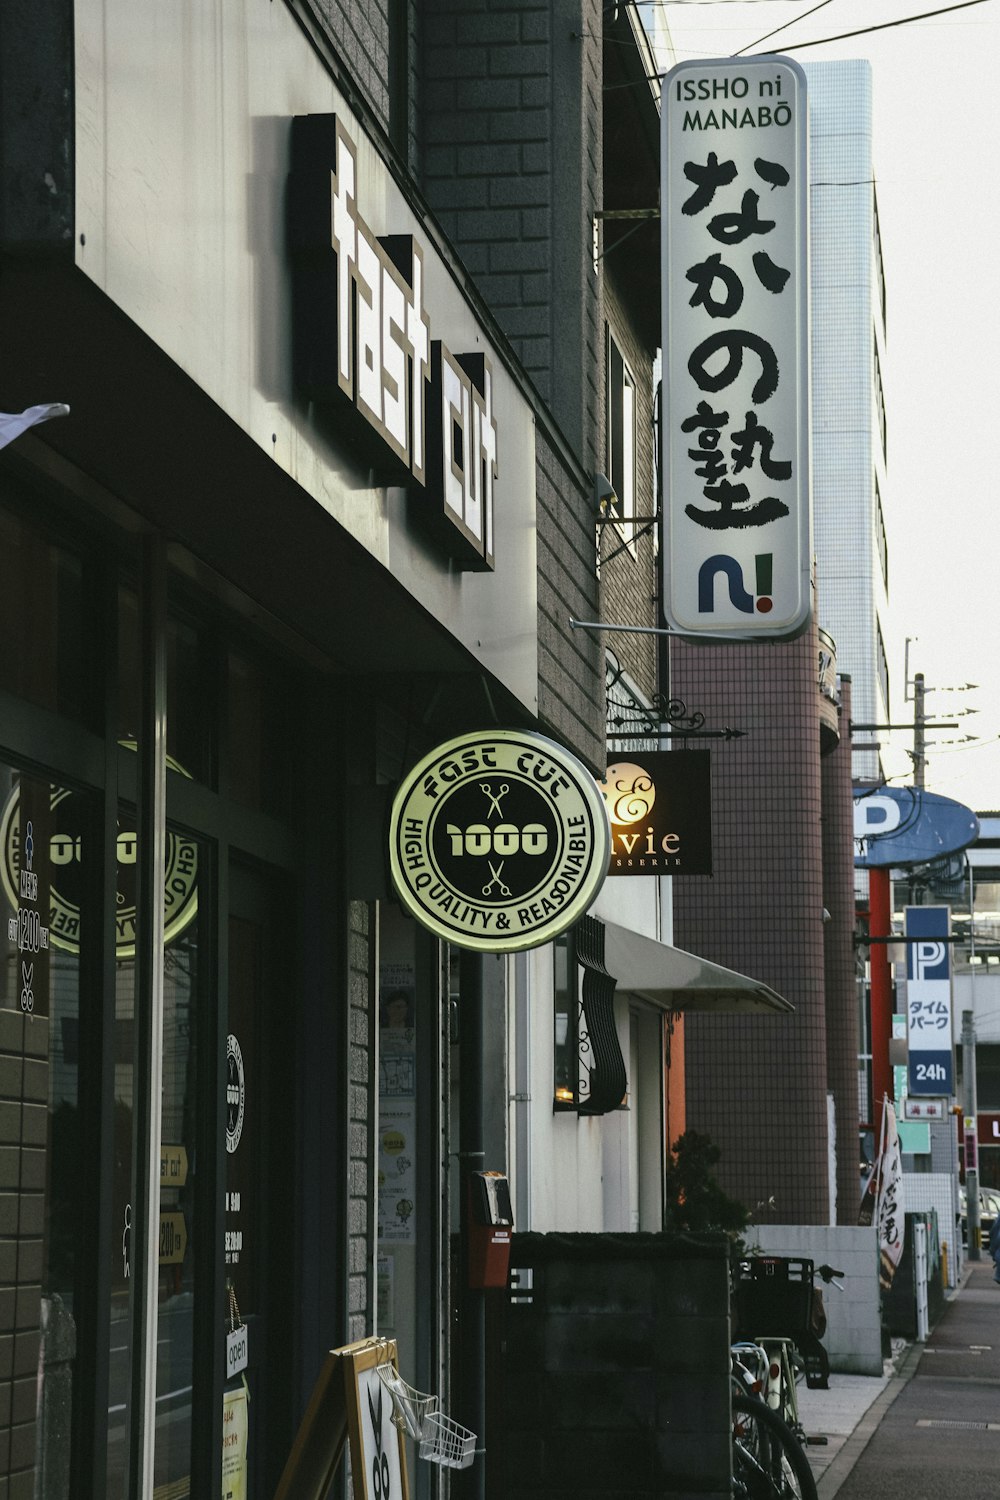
xmin=661 ymin=56 xmax=811 ymax=638
xmin=876 ymin=1101 xmax=904 ymax=1290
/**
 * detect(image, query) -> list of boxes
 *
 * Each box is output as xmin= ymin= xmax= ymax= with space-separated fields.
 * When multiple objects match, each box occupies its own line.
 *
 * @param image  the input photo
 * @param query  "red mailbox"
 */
xmin=467 ymin=1171 xmax=513 ymax=1289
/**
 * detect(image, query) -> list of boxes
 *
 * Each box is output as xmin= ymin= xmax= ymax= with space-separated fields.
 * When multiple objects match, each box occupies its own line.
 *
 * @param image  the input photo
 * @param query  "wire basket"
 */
xmin=375 ymin=1363 xmax=437 ymax=1441
xmin=418 ymin=1412 xmax=476 ymax=1470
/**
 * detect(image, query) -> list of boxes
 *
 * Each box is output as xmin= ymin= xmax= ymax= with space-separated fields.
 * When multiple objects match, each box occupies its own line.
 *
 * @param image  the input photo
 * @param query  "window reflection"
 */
xmin=553 ymin=931 xmax=578 ymax=1108
xmin=226 ymin=648 xmax=289 ymax=817
xmin=106 ymin=821 xmax=201 ymax=1498
xmin=0 ymin=507 xmax=86 ymax=722
xmin=118 ymin=588 xmax=212 ymax=786
xmin=0 ymin=765 xmax=81 ymax=1497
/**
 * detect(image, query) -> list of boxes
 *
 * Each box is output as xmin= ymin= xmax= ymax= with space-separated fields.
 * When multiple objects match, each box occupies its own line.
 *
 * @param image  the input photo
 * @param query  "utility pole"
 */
xmin=963 ymin=1009 xmax=981 ymax=1259
xmin=913 ymin=672 xmax=926 ymax=789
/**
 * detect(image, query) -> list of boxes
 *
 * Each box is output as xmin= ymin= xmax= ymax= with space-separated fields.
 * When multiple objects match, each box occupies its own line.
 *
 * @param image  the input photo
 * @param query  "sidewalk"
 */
xmin=796 ymin=1263 xmax=981 ymax=1498
xmin=797 ymin=1337 xmax=916 ymax=1497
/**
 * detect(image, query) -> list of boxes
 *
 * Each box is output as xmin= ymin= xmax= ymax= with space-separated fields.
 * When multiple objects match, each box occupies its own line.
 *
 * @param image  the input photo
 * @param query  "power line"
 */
xmin=736 ymin=0 xmax=835 ymax=55
xmin=743 ymin=0 xmax=993 ymax=53
xmin=606 ymin=0 xmax=994 ymax=89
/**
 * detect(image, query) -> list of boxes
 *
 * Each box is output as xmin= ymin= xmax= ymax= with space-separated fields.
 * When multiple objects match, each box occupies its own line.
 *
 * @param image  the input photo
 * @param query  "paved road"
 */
xmin=835 ymin=1258 xmax=1000 ymax=1500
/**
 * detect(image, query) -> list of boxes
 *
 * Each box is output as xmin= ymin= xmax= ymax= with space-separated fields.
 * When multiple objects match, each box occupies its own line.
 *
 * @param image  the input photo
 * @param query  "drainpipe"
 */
xmin=869 ymin=867 xmax=893 ymax=1152
xmin=457 ymin=949 xmax=486 ymax=1498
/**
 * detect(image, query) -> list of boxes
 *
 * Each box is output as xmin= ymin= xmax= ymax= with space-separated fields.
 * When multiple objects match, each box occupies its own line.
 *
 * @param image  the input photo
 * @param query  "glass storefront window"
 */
xmin=106 ymin=816 xmax=202 ymax=1499
xmin=553 ymin=931 xmax=578 ymax=1108
xmin=0 ymin=505 xmax=86 ymax=722
xmin=226 ymin=648 xmax=290 ymax=817
xmin=0 ymin=763 xmax=83 ymax=1496
xmin=119 ymin=587 xmax=214 ymax=786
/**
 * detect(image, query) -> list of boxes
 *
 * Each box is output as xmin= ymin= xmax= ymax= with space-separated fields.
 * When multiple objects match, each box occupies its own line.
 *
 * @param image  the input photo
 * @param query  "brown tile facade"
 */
xmin=670 ymin=621 xmax=855 ymax=1225
xmin=821 ymin=677 xmax=863 ymax=1223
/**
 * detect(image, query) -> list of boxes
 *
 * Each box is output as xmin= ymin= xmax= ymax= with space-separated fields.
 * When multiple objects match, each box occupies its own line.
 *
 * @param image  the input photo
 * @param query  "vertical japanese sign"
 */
xmin=661 ymin=56 xmax=811 ymax=637
xmin=905 ymin=905 xmax=954 ymax=1096
xmin=876 ymin=1101 xmax=904 ymax=1290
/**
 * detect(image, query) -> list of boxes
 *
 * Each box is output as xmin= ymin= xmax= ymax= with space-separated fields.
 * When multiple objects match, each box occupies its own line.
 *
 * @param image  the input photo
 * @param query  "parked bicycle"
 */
xmin=759 ymin=1334 xmax=806 ymax=1444
xmin=731 ymin=1388 xmax=818 ymax=1500
xmin=731 ymin=1342 xmax=818 ymax=1497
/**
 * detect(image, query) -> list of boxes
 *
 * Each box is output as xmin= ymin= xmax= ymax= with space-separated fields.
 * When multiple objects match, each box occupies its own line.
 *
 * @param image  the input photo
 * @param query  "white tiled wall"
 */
xmin=804 ymin=60 xmax=890 ymax=767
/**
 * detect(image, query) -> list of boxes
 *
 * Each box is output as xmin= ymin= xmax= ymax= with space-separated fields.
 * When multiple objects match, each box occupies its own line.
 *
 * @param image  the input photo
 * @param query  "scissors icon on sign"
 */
xmin=482 ymin=860 xmax=511 ymax=897
xmin=480 ymin=783 xmax=509 ymax=819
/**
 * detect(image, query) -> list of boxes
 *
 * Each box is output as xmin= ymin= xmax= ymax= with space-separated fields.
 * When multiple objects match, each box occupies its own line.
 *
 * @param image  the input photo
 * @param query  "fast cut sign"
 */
xmin=388 ymin=731 xmax=610 ymax=952
xmin=661 ymin=55 xmax=811 ymax=638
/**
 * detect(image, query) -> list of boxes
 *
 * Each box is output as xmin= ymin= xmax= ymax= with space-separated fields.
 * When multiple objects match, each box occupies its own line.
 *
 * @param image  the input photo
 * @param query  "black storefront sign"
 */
xmin=600 ymin=750 xmax=712 ymax=876
xmin=288 ymin=113 xmax=498 ymax=572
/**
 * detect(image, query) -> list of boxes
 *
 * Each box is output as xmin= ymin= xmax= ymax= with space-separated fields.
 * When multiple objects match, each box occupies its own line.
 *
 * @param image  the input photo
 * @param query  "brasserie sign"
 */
xmin=598 ymin=751 xmax=712 ymax=876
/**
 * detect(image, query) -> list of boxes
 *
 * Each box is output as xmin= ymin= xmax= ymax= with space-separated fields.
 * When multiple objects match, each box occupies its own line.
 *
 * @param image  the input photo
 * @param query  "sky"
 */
xmin=659 ymin=0 xmax=1000 ymax=810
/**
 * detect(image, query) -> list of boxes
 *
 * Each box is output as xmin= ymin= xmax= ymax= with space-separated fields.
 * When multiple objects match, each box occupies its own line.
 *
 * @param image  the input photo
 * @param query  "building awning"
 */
xmin=601 ymin=920 xmax=793 ymax=1015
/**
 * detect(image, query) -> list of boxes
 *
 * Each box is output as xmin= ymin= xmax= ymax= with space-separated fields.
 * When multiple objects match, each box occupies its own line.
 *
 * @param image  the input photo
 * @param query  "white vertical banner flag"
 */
xmin=0 ymin=404 xmax=70 ymax=452
xmin=876 ymin=1099 xmax=904 ymax=1289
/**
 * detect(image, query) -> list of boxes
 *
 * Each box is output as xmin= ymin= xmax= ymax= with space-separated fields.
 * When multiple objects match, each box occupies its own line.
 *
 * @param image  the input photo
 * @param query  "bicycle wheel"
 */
xmin=732 ymin=1393 xmax=818 ymax=1500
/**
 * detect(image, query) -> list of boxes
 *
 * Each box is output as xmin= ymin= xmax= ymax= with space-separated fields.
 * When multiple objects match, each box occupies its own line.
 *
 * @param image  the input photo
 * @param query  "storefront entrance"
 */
xmin=0 ymin=464 xmax=319 ymax=1497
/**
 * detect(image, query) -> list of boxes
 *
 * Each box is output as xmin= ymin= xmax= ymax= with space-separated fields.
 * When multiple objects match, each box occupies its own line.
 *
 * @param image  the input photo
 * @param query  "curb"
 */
xmin=815 ymin=1341 xmax=923 ymax=1500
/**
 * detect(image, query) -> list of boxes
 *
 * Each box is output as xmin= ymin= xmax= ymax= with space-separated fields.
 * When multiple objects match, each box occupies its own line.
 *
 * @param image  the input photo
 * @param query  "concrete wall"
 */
xmin=902 ymin=1172 xmax=963 ymax=1289
xmin=745 ymin=1225 xmax=883 ymax=1376
xmin=490 ymin=1232 xmax=732 ymax=1500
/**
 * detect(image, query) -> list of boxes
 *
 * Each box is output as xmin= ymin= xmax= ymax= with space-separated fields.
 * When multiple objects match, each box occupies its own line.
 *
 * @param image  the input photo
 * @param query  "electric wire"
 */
xmin=741 ymin=0 xmax=993 ymax=53
xmin=606 ymin=0 xmax=994 ymax=88
xmin=735 ymin=0 xmax=835 ymax=54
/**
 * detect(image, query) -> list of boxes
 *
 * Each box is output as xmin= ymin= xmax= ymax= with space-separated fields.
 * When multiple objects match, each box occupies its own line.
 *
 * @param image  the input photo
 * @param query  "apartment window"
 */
xmin=873 ymin=335 xmax=887 ymax=464
xmin=876 ymin=619 xmax=890 ymax=714
xmin=606 ymin=329 xmax=636 ymax=541
xmin=873 ymin=186 xmax=887 ymax=330
xmin=875 ymin=475 xmax=888 ymax=594
xmin=388 ymin=0 xmax=410 ymax=161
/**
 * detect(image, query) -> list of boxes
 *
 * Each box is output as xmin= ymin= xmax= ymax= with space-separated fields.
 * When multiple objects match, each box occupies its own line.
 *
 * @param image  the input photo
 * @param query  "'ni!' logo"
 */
xmin=698 ymin=553 xmax=773 ymax=615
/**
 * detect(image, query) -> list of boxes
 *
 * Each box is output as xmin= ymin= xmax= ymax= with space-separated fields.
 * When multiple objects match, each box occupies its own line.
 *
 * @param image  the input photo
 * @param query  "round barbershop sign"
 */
xmin=388 ymin=730 xmax=610 ymax=952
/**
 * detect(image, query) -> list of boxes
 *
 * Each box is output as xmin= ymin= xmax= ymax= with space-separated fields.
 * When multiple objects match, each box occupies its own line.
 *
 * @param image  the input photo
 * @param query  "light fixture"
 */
xmin=594 ymin=472 xmax=618 ymax=518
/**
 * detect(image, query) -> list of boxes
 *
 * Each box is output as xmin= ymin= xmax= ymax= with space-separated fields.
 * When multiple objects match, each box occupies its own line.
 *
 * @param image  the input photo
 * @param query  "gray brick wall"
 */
xmin=420 ymin=0 xmax=604 ymax=465
xmin=535 ymin=428 xmax=604 ymax=771
xmin=599 ymin=276 xmax=659 ymax=705
xmin=303 ymin=0 xmax=618 ymax=772
xmin=346 ymin=902 xmax=375 ymax=1340
xmin=310 ymin=0 xmax=393 ymax=138
xmin=0 ymin=1008 xmax=46 ymax=1495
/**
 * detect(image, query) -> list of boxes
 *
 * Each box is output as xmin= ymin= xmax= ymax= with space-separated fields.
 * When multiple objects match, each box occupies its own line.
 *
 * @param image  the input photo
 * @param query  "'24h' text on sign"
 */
xmin=905 ymin=906 xmax=954 ymax=1097
xmin=661 ymin=57 xmax=810 ymax=639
